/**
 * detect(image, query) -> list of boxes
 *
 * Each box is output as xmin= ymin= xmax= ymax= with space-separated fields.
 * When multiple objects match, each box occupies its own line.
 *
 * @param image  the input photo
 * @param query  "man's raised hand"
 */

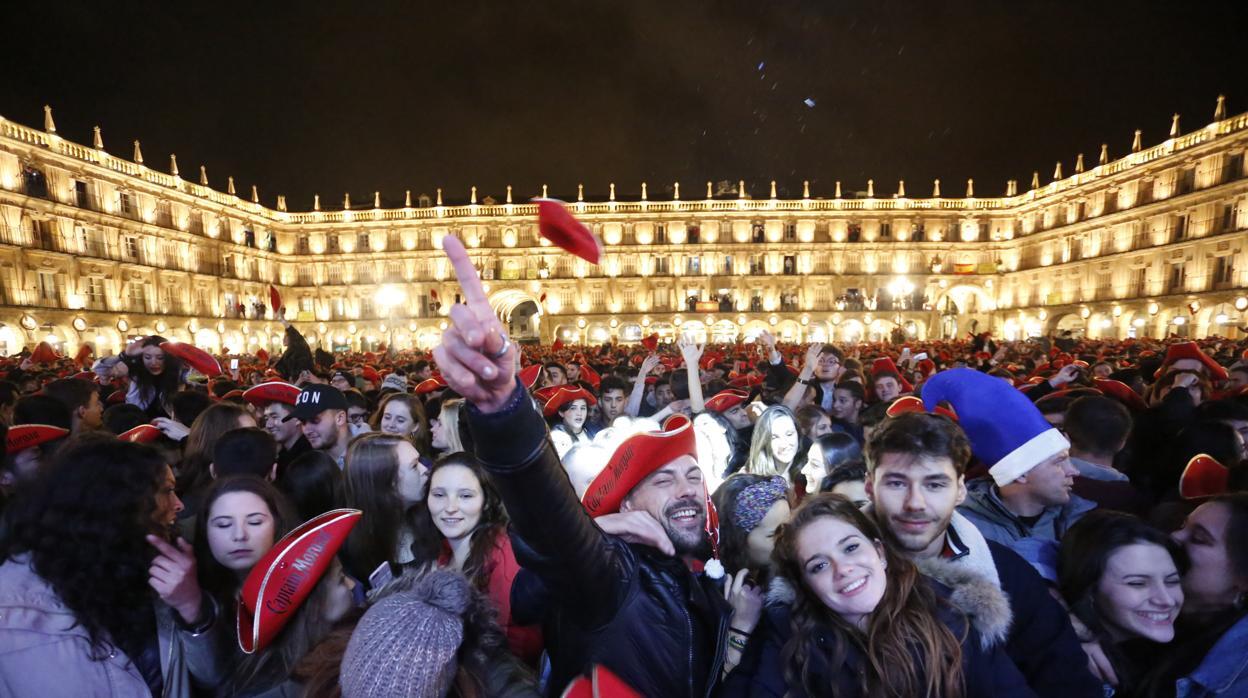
xmin=433 ymin=236 xmax=517 ymax=412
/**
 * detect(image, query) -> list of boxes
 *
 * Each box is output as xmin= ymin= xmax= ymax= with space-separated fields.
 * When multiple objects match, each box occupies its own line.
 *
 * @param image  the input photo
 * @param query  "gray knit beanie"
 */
xmin=340 ymin=569 xmax=470 ymax=697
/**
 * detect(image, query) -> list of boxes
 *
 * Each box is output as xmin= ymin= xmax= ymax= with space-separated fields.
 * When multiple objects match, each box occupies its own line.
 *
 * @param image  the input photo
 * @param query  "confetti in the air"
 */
xmin=803 ymin=98 xmax=816 ymax=108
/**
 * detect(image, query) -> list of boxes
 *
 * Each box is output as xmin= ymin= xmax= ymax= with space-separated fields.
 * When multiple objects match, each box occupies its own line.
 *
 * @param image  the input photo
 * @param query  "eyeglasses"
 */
xmin=348 ymin=413 xmax=368 ymax=424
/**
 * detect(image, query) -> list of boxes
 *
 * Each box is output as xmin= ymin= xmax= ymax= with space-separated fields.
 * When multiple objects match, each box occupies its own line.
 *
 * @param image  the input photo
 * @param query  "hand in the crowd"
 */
xmin=724 ymin=568 xmax=765 ymax=633
xmin=594 ymin=511 xmax=675 ymax=556
xmin=677 ymin=334 xmax=704 ymax=367
xmin=1048 ymin=363 xmax=1082 ymax=388
xmin=19 ymin=357 xmax=34 ymax=371
xmin=151 ymin=417 xmax=190 ymax=442
xmin=668 ymin=399 xmax=691 ymax=415
xmin=638 ymin=353 xmax=661 ymax=378
xmin=147 ymin=535 xmax=204 ymax=625
xmin=757 ymin=330 xmax=776 ymax=351
xmin=801 ymin=342 xmax=825 ymax=375
xmin=1172 ymin=372 xmax=1199 ymax=389
xmin=433 ymin=236 xmax=515 ymax=412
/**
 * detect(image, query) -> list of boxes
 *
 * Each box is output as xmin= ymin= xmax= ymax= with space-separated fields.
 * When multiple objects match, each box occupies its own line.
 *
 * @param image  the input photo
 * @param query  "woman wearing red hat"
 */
xmin=546 ymin=386 xmax=599 ymax=459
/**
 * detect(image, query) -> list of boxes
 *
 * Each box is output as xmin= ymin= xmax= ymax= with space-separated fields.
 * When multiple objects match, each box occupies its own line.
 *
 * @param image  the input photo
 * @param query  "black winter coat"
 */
xmin=467 ymin=380 xmax=732 ymax=698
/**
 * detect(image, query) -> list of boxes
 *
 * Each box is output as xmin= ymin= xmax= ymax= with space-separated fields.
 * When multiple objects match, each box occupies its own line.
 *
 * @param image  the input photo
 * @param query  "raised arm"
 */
xmin=626 ymin=353 xmax=660 ymax=417
xmin=782 ymin=343 xmax=823 ymax=411
xmin=678 ymin=334 xmax=706 ymax=414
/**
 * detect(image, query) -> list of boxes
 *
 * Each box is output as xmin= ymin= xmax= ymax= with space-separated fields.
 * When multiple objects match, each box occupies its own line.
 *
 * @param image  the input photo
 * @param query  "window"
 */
xmin=1214 ymin=256 xmax=1235 ymax=287
xmin=357 ymin=233 xmax=370 ymax=251
xmin=74 ymin=180 xmax=90 ymax=209
xmin=1168 ymin=263 xmax=1185 ymax=292
xmin=1220 ymin=204 xmax=1237 ymax=232
xmin=243 ymin=229 xmax=256 ymax=248
xmin=784 ymin=223 xmax=797 ymax=241
xmin=129 ymin=282 xmax=147 ymax=310
xmin=37 ymin=271 xmax=57 ymax=302
xmin=687 ymin=225 xmax=700 ymax=244
xmin=189 ymin=213 xmax=205 ymax=235
xmin=752 ymin=224 xmax=765 ymax=243
xmin=655 ymin=256 xmax=670 ymax=275
xmin=157 ymin=201 xmax=173 ymax=227
xmin=86 ymin=277 xmax=106 ymax=308
xmin=297 ymin=235 xmax=310 ymax=254
xmin=118 ymin=191 xmax=134 ymax=216
xmin=327 ymin=235 xmax=340 ymax=253
xmin=360 ymin=297 xmax=375 ymax=318
xmin=783 ymin=255 xmax=797 ymax=275
xmin=300 ymin=296 xmax=314 ymax=313
xmin=686 ymin=256 xmax=701 ymax=275
xmin=123 ymin=236 xmax=140 ymax=260
xmin=655 ymin=224 xmax=667 ymax=244
xmin=722 ymin=255 xmax=733 ymax=275
xmin=879 ymin=222 xmax=891 ymax=239
xmin=1172 ymin=214 xmax=1188 ymax=241
xmin=848 ymin=223 xmax=862 ymax=242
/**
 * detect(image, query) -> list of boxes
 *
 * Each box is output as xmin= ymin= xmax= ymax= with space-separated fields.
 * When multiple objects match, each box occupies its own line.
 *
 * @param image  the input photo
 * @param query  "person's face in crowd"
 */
xmin=263 ymin=403 xmax=301 ymax=446
xmin=545 ymin=366 xmax=567 ymax=387
xmin=769 ymin=415 xmax=799 ymax=467
xmin=830 ymin=389 xmax=862 ymax=423
xmin=655 ymin=383 xmax=675 ymax=409
xmin=724 ymin=404 xmax=752 ymax=430
xmin=236 ymin=413 xmax=258 ymax=430
xmin=1227 ymin=369 xmax=1248 ymax=392
xmin=380 ymin=401 xmax=417 ymax=437
xmin=1173 ymin=501 xmax=1247 ymax=614
xmin=1042 ymin=410 xmax=1066 ymax=429
xmin=428 ymin=463 xmax=483 ymax=542
xmin=807 ymin=413 xmax=832 ymax=441
xmin=142 ymin=345 xmax=166 ymax=376
xmin=565 ymin=365 xmax=581 ymax=383
xmin=393 ymin=441 xmax=429 ymax=506
xmin=814 ymin=352 xmax=842 ymax=382
xmin=330 ymin=374 xmax=352 ymax=392
xmin=801 ymin=443 xmax=826 ymax=494
xmin=1018 ymin=450 xmax=1077 ymax=506
xmin=206 ymin=491 xmax=277 ymax=573
xmin=430 ymin=417 xmax=448 ymax=451
xmin=599 ymin=388 xmax=627 ymax=423
xmin=796 ymin=514 xmax=888 ymax=630
xmin=1170 ymin=358 xmax=1204 ymax=374
xmin=79 ymin=391 xmax=103 ymax=430
xmin=1095 ymin=543 xmax=1184 ymax=644
xmin=151 ymin=465 xmax=184 ymax=536
xmin=415 ymin=365 xmax=433 ymax=381
xmin=323 ymin=561 xmax=358 ymax=624
xmin=1092 ymin=363 xmax=1113 ymax=380
xmin=561 ymin=399 xmax=588 ymax=434
xmin=19 ymin=378 xmax=39 ymax=395
xmin=346 ymin=406 xmax=370 ymax=430
xmin=621 ymin=455 xmax=706 ymax=556
xmin=867 ymin=453 xmax=966 ymax=558
xmin=874 ymin=376 xmax=902 ymax=402
xmin=831 ymin=479 xmax=870 ymax=509
xmin=302 ymin=409 xmax=345 ymax=450
xmin=746 ymin=499 xmax=790 ymax=568
xmin=8 ymin=445 xmax=44 ymax=484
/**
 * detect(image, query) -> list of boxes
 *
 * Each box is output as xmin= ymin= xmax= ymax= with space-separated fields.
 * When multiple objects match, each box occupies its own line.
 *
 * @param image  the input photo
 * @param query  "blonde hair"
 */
xmin=745 ymin=405 xmax=799 ymax=480
xmin=438 ymin=398 xmax=466 ymax=455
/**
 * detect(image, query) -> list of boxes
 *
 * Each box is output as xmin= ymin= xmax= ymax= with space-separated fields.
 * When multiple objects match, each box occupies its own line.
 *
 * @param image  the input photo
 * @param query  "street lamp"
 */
xmin=375 ymin=285 xmax=406 ymax=349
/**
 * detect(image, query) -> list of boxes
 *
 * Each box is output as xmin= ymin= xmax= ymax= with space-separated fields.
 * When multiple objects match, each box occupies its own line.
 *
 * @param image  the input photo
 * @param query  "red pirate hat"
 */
xmin=533 ymin=385 xmax=562 ymax=403
xmin=71 ymin=371 xmax=95 ymax=382
xmin=6 ymin=424 xmax=69 ymax=455
xmin=705 ymin=389 xmax=749 ymax=413
xmin=519 ymin=365 xmax=543 ymax=390
xmin=561 ymin=665 xmax=642 ymax=698
xmin=870 ymin=357 xmax=914 ymax=392
xmin=886 ymin=395 xmax=959 ymax=421
xmin=663 ymin=414 xmax=691 ymax=431
xmin=641 ymin=334 xmax=659 ymax=352
xmin=269 ymin=285 xmax=283 ymax=314
xmin=916 ymin=358 xmax=937 ymax=378
xmin=29 ymin=341 xmax=60 ymax=365
xmin=552 ymin=339 xmax=565 ymax=352
xmin=415 ymin=376 xmax=449 ymax=395
xmin=1154 ymin=341 xmax=1228 ymax=380
xmin=579 ymin=364 xmax=601 ymax=390
xmin=1179 ymin=454 xmax=1230 ymax=500
xmin=542 ymin=386 xmax=596 ymax=417
xmin=242 ymin=381 xmax=302 ymax=407
xmin=1091 ymin=378 xmax=1148 ymax=412
xmin=73 ymin=343 xmax=94 ymax=368
xmin=106 ymin=389 xmax=127 ymax=405
xmin=160 ymin=341 xmax=223 ymax=378
xmin=220 ymin=389 xmax=245 ymax=400
xmin=255 ymin=348 xmax=270 ymax=363
xmin=581 ymin=422 xmax=697 ymax=517
xmin=535 ymin=198 xmax=602 ymax=264
xmin=118 ymin=424 xmax=162 ymax=443
xmin=237 ymin=509 xmax=361 ymax=654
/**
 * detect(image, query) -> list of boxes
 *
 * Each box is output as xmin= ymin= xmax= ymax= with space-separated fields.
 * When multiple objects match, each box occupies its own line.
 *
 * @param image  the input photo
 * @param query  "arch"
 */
xmin=620 ymin=323 xmax=643 ymax=342
xmin=931 ymin=283 xmax=995 ymax=315
xmin=1052 ymin=313 xmax=1086 ymax=338
xmin=776 ymin=319 xmax=801 ymax=342
xmin=709 ymin=320 xmax=740 ymax=343
xmin=489 ymin=289 xmax=542 ymax=322
xmin=678 ymin=320 xmax=707 ymax=343
xmin=836 ymin=319 xmax=865 ymax=343
xmin=585 ymin=323 xmax=612 ymax=344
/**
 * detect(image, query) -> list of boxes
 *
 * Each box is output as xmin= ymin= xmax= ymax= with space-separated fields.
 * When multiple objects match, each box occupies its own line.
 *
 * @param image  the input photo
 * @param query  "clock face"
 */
xmin=117 ymin=319 xmax=129 ymax=332
xmin=20 ymin=314 xmax=37 ymax=331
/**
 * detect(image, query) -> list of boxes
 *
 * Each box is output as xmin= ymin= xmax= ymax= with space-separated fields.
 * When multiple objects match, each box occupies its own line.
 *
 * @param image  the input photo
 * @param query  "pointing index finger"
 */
xmin=443 ymin=236 xmax=488 ymax=308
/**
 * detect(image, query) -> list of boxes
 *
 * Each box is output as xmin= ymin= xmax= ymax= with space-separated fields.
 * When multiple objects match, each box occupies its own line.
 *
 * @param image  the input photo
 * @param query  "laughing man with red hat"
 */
xmin=243 ymin=381 xmax=312 ymax=472
xmin=435 ymin=235 xmax=732 ymax=697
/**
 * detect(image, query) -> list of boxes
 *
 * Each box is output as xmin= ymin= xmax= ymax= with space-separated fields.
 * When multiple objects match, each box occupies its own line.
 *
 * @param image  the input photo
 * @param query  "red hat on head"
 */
xmin=238 ymin=509 xmax=361 ymax=654
xmin=73 ymin=344 xmax=94 ymax=367
xmin=71 ymin=371 xmax=95 ymax=382
xmin=6 ymin=424 xmax=69 ymax=455
xmin=1154 ymin=341 xmax=1228 ymax=380
xmin=360 ymin=367 xmax=381 ymax=384
xmin=533 ymin=386 xmax=562 ymax=404
xmin=29 ymin=341 xmax=60 ymax=365
xmin=243 ymin=381 xmax=301 ymax=407
xmin=581 ymin=422 xmax=697 ymax=517
xmin=916 ymin=358 xmax=936 ymax=378
xmin=641 ymin=334 xmax=659 ymax=352
xmin=542 ymin=386 xmax=596 ymax=417
xmin=579 ymin=364 xmax=601 ymax=390
xmin=255 ymin=348 xmax=270 ymax=363
xmin=870 ymin=357 xmax=914 ymax=392
xmin=106 ymin=390 xmax=127 ymax=405
xmin=519 ymin=365 xmax=542 ymax=390
xmin=1091 ymin=378 xmax=1147 ymax=412
xmin=160 ymin=341 xmax=222 ymax=378
xmin=415 ymin=376 xmax=448 ymax=395
xmin=1179 ymin=454 xmax=1229 ymax=500
xmin=561 ymin=665 xmax=641 ymax=698
xmin=552 ymin=339 xmax=565 ymax=352
xmin=886 ymin=395 xmax=958 ymax=421
xmin=644 ymin=376 xmax=658 ymax=386
xmin=536 ymin=198 xmax=603 ymax=264
xmin=118 ymin=424 xmax=162 ymax=443
xmin=706 ymin=389 xmax=750 ymax=413
xmin=220 ymin=389 xmax=245 ymax=400
xmin=663 ymin=414 xmax=691 ymax=431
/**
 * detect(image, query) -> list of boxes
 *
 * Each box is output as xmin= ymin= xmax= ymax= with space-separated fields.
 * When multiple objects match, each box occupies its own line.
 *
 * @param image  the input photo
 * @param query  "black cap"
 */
xmin=284 ymin=384 xmax=348 ymax=422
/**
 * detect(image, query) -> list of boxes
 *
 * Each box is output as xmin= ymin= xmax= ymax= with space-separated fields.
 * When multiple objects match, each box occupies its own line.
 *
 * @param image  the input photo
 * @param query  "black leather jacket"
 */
xmin=468 ymin=380 xmax=731 ymax=697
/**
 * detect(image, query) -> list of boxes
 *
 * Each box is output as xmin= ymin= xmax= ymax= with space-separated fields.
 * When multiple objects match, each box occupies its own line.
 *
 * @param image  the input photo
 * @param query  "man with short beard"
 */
xmin=284 ymin=384 xmax=350 ymax=469
xmin=865 ymin=411 xmax=1100 ymax=698
xmin=434 ymin=235 xmax=732 ymax=697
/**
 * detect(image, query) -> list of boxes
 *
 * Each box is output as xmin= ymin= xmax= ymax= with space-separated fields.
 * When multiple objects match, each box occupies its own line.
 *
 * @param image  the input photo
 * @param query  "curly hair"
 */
xmin=417 ymin=452 xmax=510 ymax=591
xmin=771 ymin=494 xmax=965 ymax=698
xmin=0 ymin=435 xmax=168 ymax=661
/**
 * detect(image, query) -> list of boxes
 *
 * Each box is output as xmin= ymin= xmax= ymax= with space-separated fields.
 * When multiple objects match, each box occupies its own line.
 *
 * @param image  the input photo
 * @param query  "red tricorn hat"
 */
xmin=886 ymin=395 xmax=958 ymax=421
xmin=243 ymin=381 xmax=301 ymax=407
xmin=73 ymin=343 xmax=94 ymax=367
xmin=579 ymin=364 xmax=601 ymax=390
xmin=519 ymin=365 xmax=543 ymax=390
xmin=1091 ymin=378 xmax=1148 ymax=412
xmin=269 ymin=285 xmax=283 ymax=314
xmin=1154 ymin=341 xmax=1228 ymax=381
xmin=6 ymin=424 xmax=69 ymax=455
xmin=561 ymin=665 xmax=641 ymax=698
xmin=255 ymin=348 xmax=270 ymax=363
xmin=870 ymin=357 xmax=914 ymax=392
xmin=581 ymin=422 xmax=697 ymax=517
xmin=359 ymin=367 xmax=379 ymax=384
xmin=552 ymin=338 xmax=565 ymax=352
xmin=662 ymin=414 xmax=691 ymax=431
xmin=535 ymin=198 xmax=602 ymax=264
xmin=542 ymin=386 xmax=597 ymax=417
xmin=220 ymin=389 xmax=245 ymax=401
xmin=237 ymin=509 xmax=361 ymax=654
xmin=118 ymin=424 xmax=162 ymax=443
xmin=1179 ymin=454 xmax=1229 ymax=500
xmin=640 ymin=334 xmax=659 ymax=352
xmin=160 ymin=341 xmax=222 ymax=378
xmin=29 ymin=341 xmax=60 ymax=365
xmin=414 ymin=376 xmax=448 ymax=395
xmin=533 ymin=385 xmax=562 ymax=403
xmin=106 ymin=390 xmax=127 ymax=405
xmin=705 ymin=389 xmax=749 ymax=413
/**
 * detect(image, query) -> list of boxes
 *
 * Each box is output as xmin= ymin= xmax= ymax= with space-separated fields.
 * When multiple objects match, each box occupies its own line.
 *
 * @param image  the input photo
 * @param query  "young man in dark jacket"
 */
xmin=864 ymin=412 xmax=1103 ymax=698
xmin=434 ymin=235 xmax=731 ymax=697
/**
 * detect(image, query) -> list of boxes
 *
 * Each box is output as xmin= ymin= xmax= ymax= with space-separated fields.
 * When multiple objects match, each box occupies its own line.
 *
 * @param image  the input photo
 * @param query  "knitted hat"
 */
xmin=922 ymin=368 xmax=1069 ymax=487
xmin=380 ymin=373 xmax=408 ymax=393
xmin=340 ymin=569 xmax=470 ymax=697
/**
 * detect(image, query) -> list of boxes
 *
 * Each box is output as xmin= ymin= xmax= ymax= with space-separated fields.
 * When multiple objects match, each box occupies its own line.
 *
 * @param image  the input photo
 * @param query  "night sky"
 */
xmin=3 ymin=1 xmax=1243 ymax=209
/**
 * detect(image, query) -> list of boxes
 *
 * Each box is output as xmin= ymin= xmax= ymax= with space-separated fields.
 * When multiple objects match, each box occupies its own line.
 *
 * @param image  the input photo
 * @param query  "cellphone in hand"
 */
xmin=230 ymin=359 xmax=239 ymax=370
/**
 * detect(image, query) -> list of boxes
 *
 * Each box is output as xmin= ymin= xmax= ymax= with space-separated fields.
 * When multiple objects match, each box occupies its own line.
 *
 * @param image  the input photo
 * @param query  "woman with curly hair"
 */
xmin=417 ymin=452 xmax=543 ymax=666
xmin=723 ymin=494 xmax=1030 ymax=697
xmin=0 ymin=435 xmax=224 ymax=696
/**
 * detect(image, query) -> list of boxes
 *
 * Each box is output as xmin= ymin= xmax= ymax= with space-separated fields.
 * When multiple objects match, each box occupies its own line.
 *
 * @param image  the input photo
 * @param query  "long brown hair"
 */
xmin=370 ymin=392 xmax=432 ymax=456
xmin=341 ymin=433 xmax=439 ymax=582
xmin=417 ymin=452 xmax=509 ymax=591
xmin=177 ymin=401 xmax=253 ymax=493
xmin=772 ymin=494 xmax=965 ymax=698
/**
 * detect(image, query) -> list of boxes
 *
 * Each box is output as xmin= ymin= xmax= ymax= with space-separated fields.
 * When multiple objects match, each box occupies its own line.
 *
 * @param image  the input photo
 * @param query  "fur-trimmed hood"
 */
xmin=763 ymin=562 xmax=1012 ymax=651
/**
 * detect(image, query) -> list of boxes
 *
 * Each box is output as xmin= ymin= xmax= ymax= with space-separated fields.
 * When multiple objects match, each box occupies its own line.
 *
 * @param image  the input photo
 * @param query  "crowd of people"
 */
xmin=1 ymin=238 xmax=1246 ymax=697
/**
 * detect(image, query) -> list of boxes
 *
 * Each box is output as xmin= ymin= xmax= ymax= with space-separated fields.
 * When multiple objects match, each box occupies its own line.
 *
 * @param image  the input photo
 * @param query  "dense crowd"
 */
xmin=1 ymin=240 xmax=1246 ymax=697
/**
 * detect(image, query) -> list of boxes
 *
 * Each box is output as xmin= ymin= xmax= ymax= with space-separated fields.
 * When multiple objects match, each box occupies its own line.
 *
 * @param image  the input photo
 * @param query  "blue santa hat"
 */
xmin=921 ymin=368 xmax=1069 ymax=486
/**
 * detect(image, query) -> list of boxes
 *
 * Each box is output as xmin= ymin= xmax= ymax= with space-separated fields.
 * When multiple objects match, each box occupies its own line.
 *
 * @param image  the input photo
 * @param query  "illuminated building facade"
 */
xmin=1 ymin=98 xmax=1245 ymax=356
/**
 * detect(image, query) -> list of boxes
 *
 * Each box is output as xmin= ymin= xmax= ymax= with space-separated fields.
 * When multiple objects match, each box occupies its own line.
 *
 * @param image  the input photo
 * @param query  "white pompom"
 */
xmin=704 ymin=558 xmax=725 ymax=580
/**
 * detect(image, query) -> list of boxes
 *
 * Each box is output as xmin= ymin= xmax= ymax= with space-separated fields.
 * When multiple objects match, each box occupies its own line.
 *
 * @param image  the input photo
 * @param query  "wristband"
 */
xmin=729 ymin=625 xmax=753 ymax=637
xmin=727 ymin=634 xmax=748 ymax=652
